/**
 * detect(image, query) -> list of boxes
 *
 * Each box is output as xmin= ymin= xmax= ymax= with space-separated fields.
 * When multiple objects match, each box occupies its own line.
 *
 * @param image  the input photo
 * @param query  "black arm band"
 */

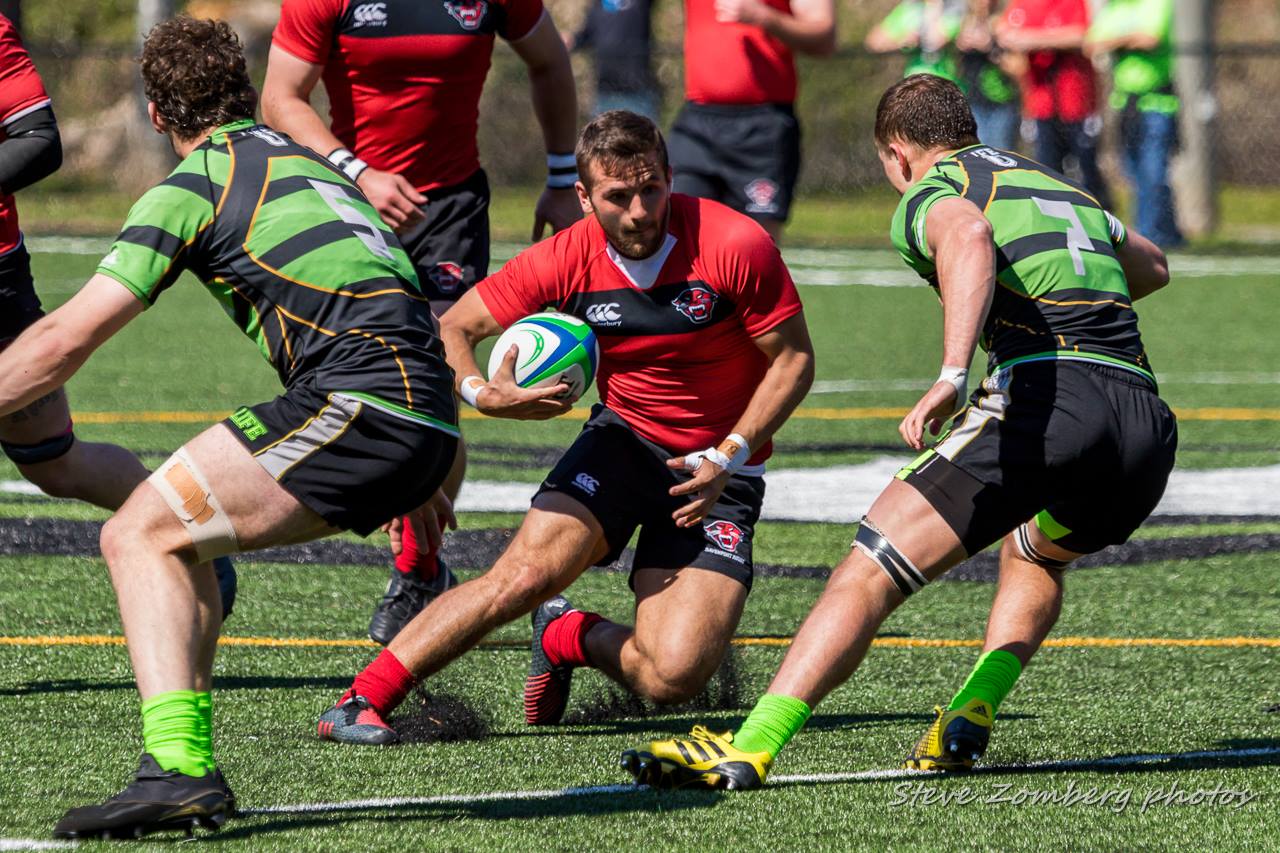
xmin=0 ymin=106 xmax=62 ymax=195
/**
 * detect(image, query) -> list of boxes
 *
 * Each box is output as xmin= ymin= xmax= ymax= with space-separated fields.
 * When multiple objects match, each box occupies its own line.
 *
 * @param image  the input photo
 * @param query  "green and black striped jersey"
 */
xmin=97 ymin=120 xmax=457 ymax=435
xmin=891 ymin=144 xmax=1155 ymax=385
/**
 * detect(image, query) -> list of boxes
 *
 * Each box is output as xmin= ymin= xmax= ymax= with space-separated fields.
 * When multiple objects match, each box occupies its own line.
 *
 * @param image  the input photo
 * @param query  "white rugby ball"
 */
xmin=486 ymin=311 xmax=600 ymax=401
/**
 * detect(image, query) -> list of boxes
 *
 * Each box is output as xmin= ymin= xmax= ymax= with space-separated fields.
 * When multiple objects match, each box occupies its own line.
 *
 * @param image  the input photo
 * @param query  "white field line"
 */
xmin=241 ymin=745 xmax=1280 ymax=817
xmin=0 ymin=842 xmax=75 ymax=851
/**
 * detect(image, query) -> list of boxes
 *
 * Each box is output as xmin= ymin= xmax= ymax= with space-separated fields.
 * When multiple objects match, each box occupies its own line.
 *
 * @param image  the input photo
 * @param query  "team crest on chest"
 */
xmin=671 ymin=284 xmax=718 ymax=324
xmin=704 ymin=520 xmax=743 ymax=553
xmin=444 ymin=0 xmax=488 ymax=29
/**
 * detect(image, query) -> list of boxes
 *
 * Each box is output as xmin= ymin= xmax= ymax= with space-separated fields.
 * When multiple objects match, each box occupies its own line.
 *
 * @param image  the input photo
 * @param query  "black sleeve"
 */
xmin=0 ymin=105 xmax=62 ymax=195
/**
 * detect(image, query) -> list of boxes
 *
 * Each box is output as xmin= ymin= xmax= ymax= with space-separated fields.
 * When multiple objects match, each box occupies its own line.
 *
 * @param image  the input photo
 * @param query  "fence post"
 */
xmin=1172 ymin=0 xmax=1217 ymax=237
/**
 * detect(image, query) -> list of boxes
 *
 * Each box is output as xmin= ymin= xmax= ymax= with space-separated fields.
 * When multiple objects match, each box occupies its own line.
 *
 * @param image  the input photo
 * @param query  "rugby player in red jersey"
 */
xmin=315 ymin=111 xmax=815 ymax=744
xmin=0 ymin=14 xmax=240 ymax=613
xmin=668 ymin=0 xmax=837 ymax=243
xmin=261 ymin=0 xmax=581 ymax=645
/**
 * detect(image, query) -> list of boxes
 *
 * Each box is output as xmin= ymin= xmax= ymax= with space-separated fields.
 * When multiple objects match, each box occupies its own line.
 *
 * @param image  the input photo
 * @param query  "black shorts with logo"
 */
xmin=668 ymin=101 xmax=801 ymax=224
xmin=395 ymin=168 xmax=491 ymax=304
xmin=225 ymin=379 xmax=459 ymax=536
xmin=900 ymin=361 xmax=1178 ymax=556
xmin=0 ymin=242 xmax=45 ymax=344
xmin=535 ymin=404 xmax=766 ymax=589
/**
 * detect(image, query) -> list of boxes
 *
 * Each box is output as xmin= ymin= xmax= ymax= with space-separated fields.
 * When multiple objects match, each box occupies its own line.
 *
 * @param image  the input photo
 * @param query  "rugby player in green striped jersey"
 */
xmin=0 ymin=18 xmax=496 ymax=840
xmin=623 ymin=74 xmax=1177 ymax=790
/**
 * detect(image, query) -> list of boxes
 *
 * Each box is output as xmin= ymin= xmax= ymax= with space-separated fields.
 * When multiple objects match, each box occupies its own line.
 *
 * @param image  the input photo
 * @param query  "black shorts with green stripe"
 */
xmin=898 ymin=360 xmax=1178 ymax=556
xmin=225 ymin=379 xmax=459 ymax=535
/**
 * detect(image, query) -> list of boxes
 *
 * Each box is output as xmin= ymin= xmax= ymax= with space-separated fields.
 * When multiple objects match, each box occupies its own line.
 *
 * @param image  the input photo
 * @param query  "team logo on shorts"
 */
xmin=351 ymin=2 xmax=388 ymax=27
xmin=704 ymin=520 xmax=743 ymax=553
xmin=428 ymin=262 xmax=466 ymax=295
xmin=744 ymin=178 xmax=780 ymax=214
xmin=671 ymin=284 xmax=718 ymax=324
xmin=444 ymin=0 xmax=488 ymax=29
xmin=573 ymin=472 xmax=599 ymax=496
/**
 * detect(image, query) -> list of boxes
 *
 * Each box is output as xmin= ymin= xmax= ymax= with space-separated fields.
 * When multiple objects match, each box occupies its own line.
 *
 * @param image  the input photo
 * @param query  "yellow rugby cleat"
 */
xmin=620 ymin=725 xmax=771 ymax=791
xmin=904 ymin=697 xmax=993 ymax=771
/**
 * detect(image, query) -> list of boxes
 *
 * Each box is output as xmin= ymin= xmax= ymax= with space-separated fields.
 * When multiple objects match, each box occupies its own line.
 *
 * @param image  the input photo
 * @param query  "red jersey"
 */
xmin=683 ymin=0 xmax=796 ymax=105
xmin=1002 ymin=0 xmax=1096 ymax=122
xmin=273 ymin=0 xmax=545 ymax=193
xmin=0 ymin=14 xmax=51 ymax=256
xmin=478 ymin=195 xmax=802 ymax=463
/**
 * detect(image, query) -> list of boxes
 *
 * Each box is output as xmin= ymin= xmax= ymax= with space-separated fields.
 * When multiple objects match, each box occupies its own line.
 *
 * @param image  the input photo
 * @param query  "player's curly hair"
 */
xmin=140 ymin=16 xmax=257 ymax=141
xmin=874 ymin=74 xmax=980 ymax=151
xmin=576 ymin=111 xmax=669 ymax=189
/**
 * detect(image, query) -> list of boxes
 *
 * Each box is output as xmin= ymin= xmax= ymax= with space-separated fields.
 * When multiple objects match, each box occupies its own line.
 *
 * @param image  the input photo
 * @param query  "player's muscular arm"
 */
xmin=0 ymin=274 xmax=142 ymax=417
xmin=716 ymin=0 xmax=837 ymax=56
xmin=899 ymin=197 xmax=995 ymax=451
xmin=1115 ymin=230 xmax=1170 ymax=300
xmin=668 ymin=312 xmax=815 ymax=527
xmin=510 ymin=14 xmax=582 ymax=239
xmin=438 ymin=289 xmax=573 ymax=420
xmin=261 ymin=46 xmax=426 ymax=230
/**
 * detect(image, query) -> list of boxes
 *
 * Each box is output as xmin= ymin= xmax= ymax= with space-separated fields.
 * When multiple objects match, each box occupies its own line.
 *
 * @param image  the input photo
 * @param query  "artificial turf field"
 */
xmin=0 ymin=242 xmax=1277 ymax=849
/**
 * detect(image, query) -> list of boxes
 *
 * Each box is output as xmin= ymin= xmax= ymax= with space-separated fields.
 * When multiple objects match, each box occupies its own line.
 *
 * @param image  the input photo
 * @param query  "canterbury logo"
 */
xmin=585 ymin=303 xmax=622 ymax=324
xmin=352 ymin=2 xmax=388 ymax=26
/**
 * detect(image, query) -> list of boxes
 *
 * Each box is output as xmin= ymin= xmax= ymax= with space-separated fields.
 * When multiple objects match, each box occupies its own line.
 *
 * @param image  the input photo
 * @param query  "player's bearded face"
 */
xmin=583 ymin=157 xmax=672 ymax=259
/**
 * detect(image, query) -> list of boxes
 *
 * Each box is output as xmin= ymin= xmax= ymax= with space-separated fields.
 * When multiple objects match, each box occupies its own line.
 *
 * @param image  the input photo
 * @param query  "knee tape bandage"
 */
xmin=1013 ymin=522 xmax=1072 ymax=570
xmin=147 ymin=447 xmax=240 ymax=562
xmin=853 ymin=518 xmax=928 ymax=597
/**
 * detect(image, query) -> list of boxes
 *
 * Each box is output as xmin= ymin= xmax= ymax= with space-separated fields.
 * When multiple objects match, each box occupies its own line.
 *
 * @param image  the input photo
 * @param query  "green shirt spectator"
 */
xmin=1088 ymin=0 xmax=1178 ymax=114
xmin=866 ymin=0 xmax=965 ymax=83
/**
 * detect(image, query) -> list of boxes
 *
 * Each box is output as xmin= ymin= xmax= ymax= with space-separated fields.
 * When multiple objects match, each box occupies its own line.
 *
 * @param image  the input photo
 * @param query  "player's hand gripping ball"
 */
xmin=486 ymin=312 xmax=600 ymax=403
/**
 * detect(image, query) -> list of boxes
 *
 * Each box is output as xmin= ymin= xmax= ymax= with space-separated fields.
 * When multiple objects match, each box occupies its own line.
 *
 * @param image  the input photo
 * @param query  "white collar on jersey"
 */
xmin=605 ymin=234 xmax=677 ymax=291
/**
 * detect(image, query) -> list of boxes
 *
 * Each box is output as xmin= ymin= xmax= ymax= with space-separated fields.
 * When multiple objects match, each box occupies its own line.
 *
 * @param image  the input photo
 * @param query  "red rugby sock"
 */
xmin=349 ymin=649 xmax=416 ymax=714
xmin=394 ymin=517 xmax=440 ymax=581
xmin=541 ymin=610 xmax=605 ymax=668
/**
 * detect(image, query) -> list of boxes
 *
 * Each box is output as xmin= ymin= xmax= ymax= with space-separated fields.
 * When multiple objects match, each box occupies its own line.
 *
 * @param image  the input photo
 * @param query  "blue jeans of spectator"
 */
xmin=1033 ymin=117 xmax=1112 ymax=211
xmin=595 ymin=90 xmax=660 ymax=123
xmin=1121 ymin=108 xmax=1184 ymax=248
xmin=971 ymin=100 xmax=1021 ymax=152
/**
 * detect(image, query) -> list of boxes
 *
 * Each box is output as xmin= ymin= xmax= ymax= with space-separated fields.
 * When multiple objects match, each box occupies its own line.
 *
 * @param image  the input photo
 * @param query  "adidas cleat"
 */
xmin=523 ymin=595 xmax=576 ymax=726
xmin=52 ymin=753 xmax=228 ymax=840
xmin=621 ymin=726 xmax=771 ymax=791
xmin=215 ymin=768 xmax=237 ymax=818
xmin=903 ymin=698 xmax=993 ymax=771
xmin=368 ymin=560 xmax=457 ymax=646
xmin=317 ymin=694 xmax=400 ymax=745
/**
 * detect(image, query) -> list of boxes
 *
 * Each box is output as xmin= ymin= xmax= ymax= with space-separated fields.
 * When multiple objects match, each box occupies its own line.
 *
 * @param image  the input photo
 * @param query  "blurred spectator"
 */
xmin=998 ymin=0 xmax=1111 ymax=207
xmin=956 ymin=0 xmax=1021 ymax=150
xmin=565 ymin=0 xmax=660 ymax=122
xmin=865 ymin=0 xmax=965 ymax=83
xmin=1087 ymin=0 xmax=1183 ymax=247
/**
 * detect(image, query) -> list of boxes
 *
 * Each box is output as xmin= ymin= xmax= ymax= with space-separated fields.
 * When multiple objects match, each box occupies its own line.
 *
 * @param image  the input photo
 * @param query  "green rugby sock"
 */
xmin=947 ymin=650 xmax=1023 ymax=715
xmin=194 ymin=691 xmax=214 ymax=763
xmin=141 ymin=690 xmax=213 ymax=777
xmin=732 ymin=694 xmax=812 ymax=758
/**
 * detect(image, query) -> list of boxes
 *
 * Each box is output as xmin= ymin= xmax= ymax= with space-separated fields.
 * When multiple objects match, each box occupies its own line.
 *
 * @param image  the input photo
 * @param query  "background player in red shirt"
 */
xmin=667 ymin=0 xmax=836 ymax=243
xmin=315 ymin=111 xmax=815 ymax=745
xmin=261 ymin=0 xmax=581 ymax=644
xmin=0 ymin=13 xmax=238 ymax=614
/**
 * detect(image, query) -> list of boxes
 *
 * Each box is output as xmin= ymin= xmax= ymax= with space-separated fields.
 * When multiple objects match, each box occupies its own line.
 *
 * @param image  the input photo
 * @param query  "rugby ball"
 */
xmin=486 ymin=312 xmax=600 ymax=401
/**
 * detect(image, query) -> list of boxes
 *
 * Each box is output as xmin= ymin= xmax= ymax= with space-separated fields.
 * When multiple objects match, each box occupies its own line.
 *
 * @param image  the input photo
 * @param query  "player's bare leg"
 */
xmin=1 ymin=387 xmax=147 ymax=509
xmin=982 ymin=532 xmax=1072 ymax=664
xmin=584 ymin=567 xmax=748 ymax=705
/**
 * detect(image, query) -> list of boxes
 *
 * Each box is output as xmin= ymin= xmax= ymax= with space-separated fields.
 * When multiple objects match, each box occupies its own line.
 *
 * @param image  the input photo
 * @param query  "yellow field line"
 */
xmin=2 ymin=634 xmax=1277 ymax=650
xmin=71 ymin=406 xmax=1280 ymax=425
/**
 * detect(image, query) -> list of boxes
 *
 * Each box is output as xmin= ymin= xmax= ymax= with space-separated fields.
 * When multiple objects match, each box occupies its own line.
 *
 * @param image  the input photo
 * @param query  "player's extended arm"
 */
xmin=0 ymin=274 xmax=143 ymax=417
xmin=899 ymin=196 xmax=995 ymax=451
xmin=438 ymin=289 xmax=573 ymax=420
xmin=261 ymin=46 xmax=426 ymax=230
xmin=1084 ymin=32 xmax=1159 ymax=57
xmin=996 ymin=22 xmax=1087 ymax=53
xmin=667 ymin=312 xmax=815 ymax=527
xmin=510 ymin=14 xmax=582 ymax=240
xmin=716 ymin=0 xmax=837 ymax=56
xmin=1116 ymin=229 xmax=1170 ymax=300
xmin=0 ymin=106 xmax=62 ymax=195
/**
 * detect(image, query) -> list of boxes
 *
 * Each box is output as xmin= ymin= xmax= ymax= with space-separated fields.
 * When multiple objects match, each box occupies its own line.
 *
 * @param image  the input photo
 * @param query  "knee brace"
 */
xmin=1 ymin=426 xmax=75 ymax=465
xmin=147 ymin=447 xmax=240 ymax=562
xmin=853 ymin=518 xmax=929 ymax=597
xmin=1013 ymin=522 xmax=1072 ymax=570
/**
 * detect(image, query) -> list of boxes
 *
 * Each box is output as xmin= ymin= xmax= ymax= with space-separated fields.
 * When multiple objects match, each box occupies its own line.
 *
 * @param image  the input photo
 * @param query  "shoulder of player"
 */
xmin=677 ymin=194 xmax=774 ymax=255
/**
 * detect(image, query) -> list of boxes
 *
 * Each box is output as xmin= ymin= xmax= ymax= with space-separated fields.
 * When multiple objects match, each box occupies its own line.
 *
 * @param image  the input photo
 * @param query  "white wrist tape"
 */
xmin=682 ymin=433 xmax=752 ymax=476
xmin=546 ymin=152 xmax=578 ymax=189
xmin=342 ymin=157 xmax=370 ymax=182
xmin=459 ymin=375 xmax=485 ymax=409
xmin=937 ymin=366 xmax=969 ymax=415
xmin=327 ymin=147 xmax=355 ymax=168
